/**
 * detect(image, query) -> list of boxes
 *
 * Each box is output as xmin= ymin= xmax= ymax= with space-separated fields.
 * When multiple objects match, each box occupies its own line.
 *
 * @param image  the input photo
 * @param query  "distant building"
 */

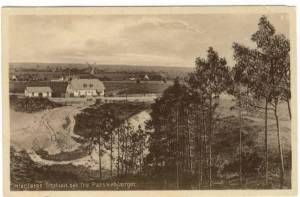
xmin=66 ymin=79 xmax=105 ymax=97
xmin=11 ymin=75 xmax=17 ymax=81
xmin=24 ymin=86 xmax=52 ymax=98
xmin=50 ymin=77 xmax=65 ymax=82
xmin=90 ymin=66 xmax=95 ymax=75
xmin=144 ymin=74 xmax=149 ymax=80
xmin=129 ymin=77 xmax=136 ymax=81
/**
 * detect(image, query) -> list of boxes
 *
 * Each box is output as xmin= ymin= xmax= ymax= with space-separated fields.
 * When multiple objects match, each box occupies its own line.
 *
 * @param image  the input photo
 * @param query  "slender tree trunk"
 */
xmin=287 ymin=99 xmax=291 ymax=120
xmin=99 ymin=136 xmax=102 ymax=179
xmin=209 ymin=95 xmax=213 ymax=188
xmin=182 ymin=131 xmax=186 ymax=176
xmin=166 ymin=119 xmax=170 ymax=184
xmin=198 ymin=108 xmax=203 ymax=189
xmin=201 ymin=109 xmax=205 ymax=185
xmin=264 ymin=99 xmax=269 ymax=186
xmin=110 ymin=132 xmax=113 ymax=177
xmin=121 ymin=135 xmax=125 ymax=176
xmin=125 ymin=136 xmax=128 ymax=175
xmin=176 ymin=107 xmax=180 ymax=189
xmin=209 ymin=145 xmax=212 ymax=188
xmin=187 ymin=109 xmax=192 ymax=174
xmin=202 ymin=109 xmax=207 ymax=184
xmin=238 ymin=97 xmax=243 ymax=187
xmin=274 ymin=101 xmax=285 ymax=189
xmin=131 ymin=143 xmax=135 ymax=174
xmin=122 ymin=139 xmax=125 ymax=176
xmin=140 ymin=142 xmax=143 ymax=174
xmin=196 ymin=108 xmax=200 ymax=188
xmin=117 ymin=128 xmax=120 ymax=177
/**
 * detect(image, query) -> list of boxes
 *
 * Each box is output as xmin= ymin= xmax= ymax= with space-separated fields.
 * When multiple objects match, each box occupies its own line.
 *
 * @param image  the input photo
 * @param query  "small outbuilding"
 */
xmin=25 ymin=86 xmax=53 ymax=98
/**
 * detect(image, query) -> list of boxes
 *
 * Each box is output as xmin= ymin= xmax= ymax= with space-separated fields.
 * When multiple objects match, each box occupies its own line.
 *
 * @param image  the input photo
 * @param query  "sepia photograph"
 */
xmin=2 ymin=6 xmax=296 ymax=195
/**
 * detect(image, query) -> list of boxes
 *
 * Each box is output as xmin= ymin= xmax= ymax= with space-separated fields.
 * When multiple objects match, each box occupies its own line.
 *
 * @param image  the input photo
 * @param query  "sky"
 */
xmin=8 ymin=13 xmax=289 ymax=67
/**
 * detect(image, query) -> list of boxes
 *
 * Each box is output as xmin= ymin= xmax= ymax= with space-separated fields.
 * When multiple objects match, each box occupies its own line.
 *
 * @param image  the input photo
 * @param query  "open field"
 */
xmin=103 ymin=81 xmax=172 ymax=96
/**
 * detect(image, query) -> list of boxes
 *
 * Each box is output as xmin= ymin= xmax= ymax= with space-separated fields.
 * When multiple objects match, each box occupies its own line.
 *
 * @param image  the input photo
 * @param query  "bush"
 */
xmin=10 ymin=97 xmax=63 ymax=113
xmin=222 ymin=149 xmax=264 ymax=177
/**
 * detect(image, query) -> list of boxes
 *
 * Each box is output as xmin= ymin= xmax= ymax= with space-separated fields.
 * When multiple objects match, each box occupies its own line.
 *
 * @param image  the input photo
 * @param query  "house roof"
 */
xmin=25 ymin=86 xmax=52 ymax=93
xmin=69 ymin=79 xmax=105 ymax=91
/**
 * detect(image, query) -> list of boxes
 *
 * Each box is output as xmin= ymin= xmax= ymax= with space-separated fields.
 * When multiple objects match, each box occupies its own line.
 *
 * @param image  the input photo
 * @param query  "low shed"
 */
xmin=24 ymin=86 xmax=53 ymax=98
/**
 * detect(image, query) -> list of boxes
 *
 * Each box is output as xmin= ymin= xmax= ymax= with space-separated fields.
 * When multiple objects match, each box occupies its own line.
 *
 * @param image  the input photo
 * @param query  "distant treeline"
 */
xmin=9 ymin=63 xmax=193 ymax=81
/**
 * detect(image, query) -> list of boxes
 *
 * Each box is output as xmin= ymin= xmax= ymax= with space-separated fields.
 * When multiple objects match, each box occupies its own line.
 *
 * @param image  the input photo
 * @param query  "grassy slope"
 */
xmin=213 ymin=97 xmax=291 ymax=189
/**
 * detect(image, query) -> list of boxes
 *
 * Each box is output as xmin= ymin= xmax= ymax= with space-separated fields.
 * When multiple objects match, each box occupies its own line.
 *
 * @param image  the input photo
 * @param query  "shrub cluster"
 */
xmin=10 ymin=96 xmax=62 ymax=113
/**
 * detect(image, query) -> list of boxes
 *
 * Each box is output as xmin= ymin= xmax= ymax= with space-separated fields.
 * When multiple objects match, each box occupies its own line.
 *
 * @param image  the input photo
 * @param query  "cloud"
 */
xmin=130 ymin=17 xmax=205 ymax=33
xmin=43 ymin=16 xmax=208 ymax=65
xmin=9 ymin=14 xmax=289 ymax=67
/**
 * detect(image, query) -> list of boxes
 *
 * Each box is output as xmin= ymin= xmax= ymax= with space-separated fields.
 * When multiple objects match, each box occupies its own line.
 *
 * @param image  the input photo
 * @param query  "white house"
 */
xmin=66 ymin=78 xmax=105 ymax=97
xmin=25 ymin=86 xmax=52 ymax=98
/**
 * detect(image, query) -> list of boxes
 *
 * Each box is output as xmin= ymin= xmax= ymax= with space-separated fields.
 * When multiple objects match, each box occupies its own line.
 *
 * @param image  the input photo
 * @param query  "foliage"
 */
xmin=232 ymin=15 xmax=290 ymax=188
xmin=232 ymin=15 xmax=290 ymax=103
xmin=10 ymin=96 xmax=63 ymax=113
xmin=73 ymin=102 xmax=150 ymax=178
xmin=146 ymin=78 xmax=189 ymax=180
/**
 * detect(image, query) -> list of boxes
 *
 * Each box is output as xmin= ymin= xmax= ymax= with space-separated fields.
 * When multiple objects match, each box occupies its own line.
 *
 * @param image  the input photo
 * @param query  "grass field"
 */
xmin=103 ymin=81 xmax=172 ymax=96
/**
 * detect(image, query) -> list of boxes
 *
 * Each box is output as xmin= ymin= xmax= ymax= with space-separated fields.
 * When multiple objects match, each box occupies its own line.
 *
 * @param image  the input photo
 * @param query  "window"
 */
xmin=90 ymin=84 xmax=93 ymax=88
xmin=83 ymin=83 xmax=87 ymax=88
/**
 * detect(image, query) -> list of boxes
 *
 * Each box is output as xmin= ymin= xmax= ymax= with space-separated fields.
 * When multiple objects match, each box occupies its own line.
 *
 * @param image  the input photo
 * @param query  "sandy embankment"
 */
xmin=11 ymin=106 xmax=81 ymax=155
xmin=11 ymin=106 xmax=151 ymax=170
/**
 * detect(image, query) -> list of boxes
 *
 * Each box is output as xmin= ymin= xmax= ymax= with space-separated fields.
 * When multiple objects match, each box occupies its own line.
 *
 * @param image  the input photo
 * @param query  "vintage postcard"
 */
xmin=2 ymin=6 xmax=297 ymax=197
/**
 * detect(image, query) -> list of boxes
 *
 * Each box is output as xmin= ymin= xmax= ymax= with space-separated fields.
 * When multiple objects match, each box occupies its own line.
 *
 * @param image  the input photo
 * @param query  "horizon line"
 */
xmin=9 ymin=61 xmax=195 ymax=69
